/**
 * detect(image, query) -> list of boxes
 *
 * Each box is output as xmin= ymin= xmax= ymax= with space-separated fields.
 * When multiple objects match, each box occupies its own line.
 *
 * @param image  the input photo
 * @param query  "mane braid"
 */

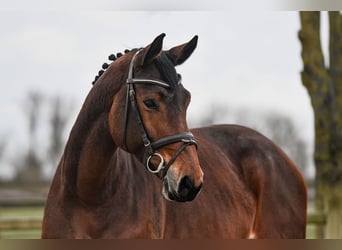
xmin=91 ymin=49 xmax=132 ymax=85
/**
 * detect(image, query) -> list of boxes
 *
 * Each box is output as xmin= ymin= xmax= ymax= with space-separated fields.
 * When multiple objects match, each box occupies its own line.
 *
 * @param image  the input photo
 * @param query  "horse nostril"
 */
xmin=177 ymin=175 xmax=201 ymax=201
xmin=178 ymin=176 xmax=192 ymax=197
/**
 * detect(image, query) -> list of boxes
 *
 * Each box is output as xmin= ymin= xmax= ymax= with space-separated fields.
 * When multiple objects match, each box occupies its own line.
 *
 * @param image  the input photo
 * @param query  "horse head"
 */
xmin=107 ymin=34 xmax=203 ymax=202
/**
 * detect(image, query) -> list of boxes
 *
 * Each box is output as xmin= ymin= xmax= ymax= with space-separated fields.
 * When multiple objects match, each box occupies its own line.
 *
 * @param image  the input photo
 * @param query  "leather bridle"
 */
xmin=122 ymin=49 xmax=198 ymax=177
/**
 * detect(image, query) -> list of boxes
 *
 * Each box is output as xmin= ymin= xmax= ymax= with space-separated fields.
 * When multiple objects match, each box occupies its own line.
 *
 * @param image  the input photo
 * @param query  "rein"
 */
xmin=122 ymin=49 xmax=198 ymax=177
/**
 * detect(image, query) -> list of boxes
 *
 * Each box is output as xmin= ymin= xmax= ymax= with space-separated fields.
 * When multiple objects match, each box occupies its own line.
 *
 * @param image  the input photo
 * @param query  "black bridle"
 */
xmin=122 ymin=49 xmax=198 ymax=177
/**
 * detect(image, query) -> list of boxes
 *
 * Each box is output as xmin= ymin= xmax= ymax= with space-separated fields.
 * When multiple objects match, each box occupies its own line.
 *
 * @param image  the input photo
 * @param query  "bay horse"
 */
xmin=42 ymin=34 xmax=307 ymax=238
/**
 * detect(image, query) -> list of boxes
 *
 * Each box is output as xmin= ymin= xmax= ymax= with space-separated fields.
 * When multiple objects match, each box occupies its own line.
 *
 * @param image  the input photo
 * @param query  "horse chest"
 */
xmin=67 ymin=202 xmax=164 ymax=238
xmin=163 ymin=191 xmax=255 ymax=238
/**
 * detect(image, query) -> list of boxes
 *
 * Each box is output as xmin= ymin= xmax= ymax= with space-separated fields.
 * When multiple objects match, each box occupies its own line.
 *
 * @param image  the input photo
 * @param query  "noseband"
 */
xmin=122 ymin=49 xmax=198 ymax=177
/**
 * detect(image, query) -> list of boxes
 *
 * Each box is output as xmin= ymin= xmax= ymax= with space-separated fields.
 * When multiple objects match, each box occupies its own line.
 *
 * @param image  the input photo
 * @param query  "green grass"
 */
xmin=306 ymin=224 xmax=318 ymax=239
xmin=1 ymin=206 xmax=44 ymax=219
xmin=0 ymin=206 xmax=43 ymax=239
xmin=0 ymin=229 xmax=41 ymax=239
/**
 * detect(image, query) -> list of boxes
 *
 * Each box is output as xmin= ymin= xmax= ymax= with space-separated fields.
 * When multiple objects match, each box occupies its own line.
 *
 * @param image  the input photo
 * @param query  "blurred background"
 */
xmin=0 ymin=7 xmax=339 ymax=238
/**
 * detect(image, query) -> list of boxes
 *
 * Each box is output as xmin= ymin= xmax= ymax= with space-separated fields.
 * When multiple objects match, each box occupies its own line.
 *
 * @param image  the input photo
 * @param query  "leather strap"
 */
xmin=123 ymin=49 xmax=198 ymax=176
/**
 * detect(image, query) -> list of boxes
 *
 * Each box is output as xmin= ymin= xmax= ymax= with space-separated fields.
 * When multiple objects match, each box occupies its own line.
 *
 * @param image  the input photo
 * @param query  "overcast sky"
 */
xmin=0 ymin=7 xmax=327 ymax=178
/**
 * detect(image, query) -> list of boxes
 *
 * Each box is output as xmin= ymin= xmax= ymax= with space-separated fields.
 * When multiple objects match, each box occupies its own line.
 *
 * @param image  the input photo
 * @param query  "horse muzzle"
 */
xmin=162 ymin=174 xmax=203 ymax=202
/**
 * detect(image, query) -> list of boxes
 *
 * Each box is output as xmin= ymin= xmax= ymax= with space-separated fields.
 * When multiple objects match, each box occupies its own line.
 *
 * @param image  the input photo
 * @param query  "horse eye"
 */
xmin=143 ymin=99 xmax=158 ymax=110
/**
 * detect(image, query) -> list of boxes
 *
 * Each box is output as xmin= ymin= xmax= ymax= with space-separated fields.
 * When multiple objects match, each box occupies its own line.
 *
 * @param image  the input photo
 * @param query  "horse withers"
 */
xmin=42 ymin=34 xmax=307 ymax=239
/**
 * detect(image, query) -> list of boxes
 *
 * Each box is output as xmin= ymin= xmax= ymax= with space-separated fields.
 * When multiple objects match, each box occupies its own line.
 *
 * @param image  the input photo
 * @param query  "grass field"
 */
xmin=0 ymin=206 xmax=44 ymax=239
xmin=0 ymin=183 xmax=48 ymax=238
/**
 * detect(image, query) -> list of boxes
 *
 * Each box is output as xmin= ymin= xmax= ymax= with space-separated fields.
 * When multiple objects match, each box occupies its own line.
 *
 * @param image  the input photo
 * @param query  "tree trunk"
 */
xmin=299 ymin=11 xmax=342 ymax=238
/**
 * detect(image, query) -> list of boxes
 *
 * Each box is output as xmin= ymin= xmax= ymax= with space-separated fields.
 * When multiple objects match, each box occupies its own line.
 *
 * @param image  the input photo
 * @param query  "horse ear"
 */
xmin=167 ymin=35 xmax=198 ymax=66
xmin=138 ymin=33 xmax=166 ymax=66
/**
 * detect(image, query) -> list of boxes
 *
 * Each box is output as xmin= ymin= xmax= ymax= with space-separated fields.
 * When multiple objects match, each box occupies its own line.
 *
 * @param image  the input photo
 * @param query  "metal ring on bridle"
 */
xmin=146 ymin=153 xmax=165 ymax=174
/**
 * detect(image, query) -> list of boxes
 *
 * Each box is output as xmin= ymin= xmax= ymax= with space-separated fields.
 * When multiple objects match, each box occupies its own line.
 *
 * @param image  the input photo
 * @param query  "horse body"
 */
xmin=42 ymin=34 xmax=306 ymax=239
xmin=42 ymin=124 xmax=305 ymax=238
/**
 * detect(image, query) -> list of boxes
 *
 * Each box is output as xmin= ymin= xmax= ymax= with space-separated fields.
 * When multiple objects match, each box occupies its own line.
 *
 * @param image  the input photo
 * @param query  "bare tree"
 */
xmin=25 ymin=91 xmax=43 ymax=151
xmin=0 ymin=136 xmax=7 ymax=161
xmin=47 ymin=96 xmax=71 ymax=171
xmin=15 ymin=90 xmax=44 ymax=183
xmin=299 ymin=11 xmax=342 ymax=238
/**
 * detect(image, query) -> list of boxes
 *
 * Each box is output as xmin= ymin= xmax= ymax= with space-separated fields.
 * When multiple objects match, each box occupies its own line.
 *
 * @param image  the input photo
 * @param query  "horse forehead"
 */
xmin=135 ymin=63 xmax=161 ymax=78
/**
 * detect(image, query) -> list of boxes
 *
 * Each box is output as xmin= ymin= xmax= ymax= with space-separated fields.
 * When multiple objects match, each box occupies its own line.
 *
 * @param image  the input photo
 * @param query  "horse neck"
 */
xmin=61 ymin=80 xmax=120 ymax=204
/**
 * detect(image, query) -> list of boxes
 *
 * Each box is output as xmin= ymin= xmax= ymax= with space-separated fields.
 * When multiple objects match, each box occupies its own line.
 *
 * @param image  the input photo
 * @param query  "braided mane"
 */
xmin=92 ymin=49 xmax=179 ymax=90
xmin=92 ymin=49 xmax=131 ymax=85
